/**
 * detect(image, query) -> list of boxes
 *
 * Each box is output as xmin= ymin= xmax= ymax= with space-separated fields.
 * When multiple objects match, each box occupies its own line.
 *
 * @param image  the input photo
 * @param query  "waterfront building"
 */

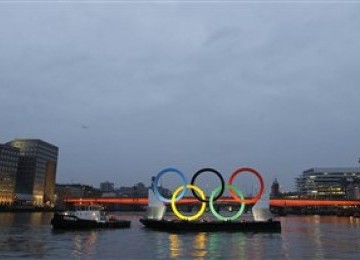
xmin=55 ymin=184 xmax=102 ymax=200
xmin=7 ymin=139 xmax=58 ymax=206
xmin=118 ymin=182 xmax=149 ymax=198
xmin=296 ymin=167 xmax=360 ymax=199
xmin=100 ymin=181 xmax=114 ymax=192
xmin=118 ymin=182 xmax=171 ymax=198
xmin=0 ymin=144 xmax=20 ymax=205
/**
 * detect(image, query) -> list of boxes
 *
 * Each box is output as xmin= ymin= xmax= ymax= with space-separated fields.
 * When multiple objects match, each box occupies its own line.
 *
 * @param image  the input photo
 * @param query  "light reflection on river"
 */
xmin=1 ymin=212 xmax=360 ymax=259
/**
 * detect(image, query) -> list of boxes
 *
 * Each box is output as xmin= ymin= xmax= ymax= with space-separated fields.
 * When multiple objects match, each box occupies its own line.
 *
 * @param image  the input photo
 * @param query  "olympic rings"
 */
xmin=228 ymin=167 xmax=265 ymax=204
xmin=152 ymin=167 xmax=265 ymax=221
xmin=171 ymin=184 xmax=207 ymax=221
xmin=153 ymin=167 xmax=188 ymax=203
xmin=209 ymin=185 xmax=245 ymax=221
xmin=190 ymin=168 xmax=225 ymax=203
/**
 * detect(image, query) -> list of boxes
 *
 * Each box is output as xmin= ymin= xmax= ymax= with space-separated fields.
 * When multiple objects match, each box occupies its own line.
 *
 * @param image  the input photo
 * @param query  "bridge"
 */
xmin=63 ymin=197 xmax=360 ymax=207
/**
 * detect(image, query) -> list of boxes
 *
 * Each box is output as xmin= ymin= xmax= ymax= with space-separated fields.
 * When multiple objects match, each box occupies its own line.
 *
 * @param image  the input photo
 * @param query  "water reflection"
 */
xmin=191 ymin=233 xmax=207 ymax=258
xmin=72 ymin=231 xmax=97 ymax=257
xmin=169 ymin=233 xmax=182 ymax=257
xmin=349 ymin=216 xmax=360 ymax=228
xmin=312 ymin=216 xmax=324 ymax=259
xmin=169 ymin=232 xmax=253 ymax=259
xmin=169 ymin=232 xmax=208 ymax=258
xmin=0 ymin=235 xmax=46 ymax=257
xmin=208 ymin=232 xmax=220 ymax=254
xmin=280 ymin=215 xmax=360 ymax=258
xmin=0 ymin=213 xmax=49 ymax=258
xmin=1 ymin=213 xmax=360 ymax=258
xmin=211 ymin=232 xmax=248 ymax=259
xmin=233 ymin=233 xmax=246 ymax=259
xmin=0 ymin=213 xmax=14 ymax=226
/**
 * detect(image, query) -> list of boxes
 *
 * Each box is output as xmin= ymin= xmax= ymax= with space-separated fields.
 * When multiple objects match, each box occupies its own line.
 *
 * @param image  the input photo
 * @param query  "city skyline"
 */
xmin=2 ymin=2 xmax=360 ymax=190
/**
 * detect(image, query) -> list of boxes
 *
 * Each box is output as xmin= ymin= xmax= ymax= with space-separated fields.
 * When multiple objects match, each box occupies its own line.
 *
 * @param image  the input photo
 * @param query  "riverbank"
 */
xmin=0 ymin=205 xmax=54 ymax=213
xmin=271 ymin=205 xmax=360 ymax=217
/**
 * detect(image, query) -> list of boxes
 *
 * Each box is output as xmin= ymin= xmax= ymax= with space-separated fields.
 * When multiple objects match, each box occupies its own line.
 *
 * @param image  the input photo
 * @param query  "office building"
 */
xmin=100 ymin=181 xmax=114 ymax=192
xmin=7 ymin=139 xmax=58 ymax=206
xmin=0 ymin=144 xmax=20 ymax=205
xmin=296 ymin=167 xmax=360 ymax=199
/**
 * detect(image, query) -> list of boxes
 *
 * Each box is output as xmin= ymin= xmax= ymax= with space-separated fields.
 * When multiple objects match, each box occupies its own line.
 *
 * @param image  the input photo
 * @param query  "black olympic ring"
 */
xmin=190 ymin=167 xmax=225 ymax=203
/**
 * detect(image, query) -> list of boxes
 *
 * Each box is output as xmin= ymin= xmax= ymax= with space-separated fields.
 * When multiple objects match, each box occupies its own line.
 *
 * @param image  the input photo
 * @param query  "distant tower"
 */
xmin=271 ymin=178 xmax=280 ymax=198
xmin=100 ymin=181 xmax=114 ymax=192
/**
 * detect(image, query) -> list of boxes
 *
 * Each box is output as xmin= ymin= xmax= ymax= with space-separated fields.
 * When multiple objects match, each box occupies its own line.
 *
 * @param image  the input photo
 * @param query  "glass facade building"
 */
xmin=7 ymin=139 xmax=58 ymax=206
xmin=0 ymin=144 xmax=20 ymax=205
xmin=296 ymin=168 xmax=360 ymax=199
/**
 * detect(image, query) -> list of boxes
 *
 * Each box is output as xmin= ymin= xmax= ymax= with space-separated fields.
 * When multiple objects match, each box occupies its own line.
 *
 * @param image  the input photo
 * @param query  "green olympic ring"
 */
xmin=209 ymin=184 xmax=246 ymax=221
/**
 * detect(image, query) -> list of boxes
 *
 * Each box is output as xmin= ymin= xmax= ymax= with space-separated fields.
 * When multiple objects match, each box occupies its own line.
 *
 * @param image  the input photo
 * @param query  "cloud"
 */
xmin=1 ymin=2 xmax=360 ymax=190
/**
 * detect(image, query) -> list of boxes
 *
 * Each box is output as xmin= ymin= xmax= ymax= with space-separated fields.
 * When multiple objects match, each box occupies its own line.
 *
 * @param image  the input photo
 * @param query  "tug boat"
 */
xmin=51 ymin=204 xmax=131 ymax=230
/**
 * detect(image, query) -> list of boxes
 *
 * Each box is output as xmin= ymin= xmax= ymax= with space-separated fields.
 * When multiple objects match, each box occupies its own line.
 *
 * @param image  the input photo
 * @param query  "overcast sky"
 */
xmin=1 ymin=1 xmax=360 ymax=193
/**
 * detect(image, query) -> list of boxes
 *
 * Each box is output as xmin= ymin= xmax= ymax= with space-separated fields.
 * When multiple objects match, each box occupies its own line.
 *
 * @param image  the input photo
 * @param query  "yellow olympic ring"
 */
xmin=171 ymin=184 xmax=207 ymax=221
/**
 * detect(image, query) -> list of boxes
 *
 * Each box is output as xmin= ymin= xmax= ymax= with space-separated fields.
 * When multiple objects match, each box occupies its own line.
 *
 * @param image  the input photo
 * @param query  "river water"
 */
xmin=0 ymin=212 xmax=360 ymax=259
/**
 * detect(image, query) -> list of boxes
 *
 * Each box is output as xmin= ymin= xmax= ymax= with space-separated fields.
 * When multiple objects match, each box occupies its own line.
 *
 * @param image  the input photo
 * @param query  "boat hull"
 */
xmin=140 ymin=218 xmax=281 ymax=233
xmin=51 ymin=213 xmax=131 ymax=230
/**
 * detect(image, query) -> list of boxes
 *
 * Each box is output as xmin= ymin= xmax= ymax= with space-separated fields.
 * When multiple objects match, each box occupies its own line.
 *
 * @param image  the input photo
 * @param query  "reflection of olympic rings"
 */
xmin=152 ymin=167 xmax=265 ymax=221
xmin=190 ymin=168 xmax=225 ymax=203
xmin=153 ymin=167 xmax=188 ymax=203
xmin=228 ymin=167 xmax=264 ymax=204
xmin=171 ymin=184 xmax=207 ymax=221
xmin=209 ymin=185 xmax=245 ymax=221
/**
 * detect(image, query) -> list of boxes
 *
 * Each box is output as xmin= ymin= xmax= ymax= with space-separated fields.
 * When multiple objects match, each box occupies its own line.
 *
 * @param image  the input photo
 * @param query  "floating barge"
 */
xmin=139 ymin=218 xmax=281 ymax=233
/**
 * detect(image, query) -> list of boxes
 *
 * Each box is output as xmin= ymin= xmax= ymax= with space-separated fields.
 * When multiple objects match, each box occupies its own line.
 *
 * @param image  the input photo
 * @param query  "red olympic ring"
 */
xmin=228 ymin=167 xmax=265 ymax=204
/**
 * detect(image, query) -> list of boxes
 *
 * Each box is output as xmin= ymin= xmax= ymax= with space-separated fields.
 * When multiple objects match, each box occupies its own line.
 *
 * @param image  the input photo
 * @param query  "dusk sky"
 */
xmin=1 ymin=1 xmax=360 ymax=193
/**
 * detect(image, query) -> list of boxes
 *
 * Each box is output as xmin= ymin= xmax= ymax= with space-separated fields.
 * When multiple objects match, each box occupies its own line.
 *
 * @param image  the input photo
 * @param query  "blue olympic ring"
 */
xmin=152 ymin=167 xmax=188 ymax=203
